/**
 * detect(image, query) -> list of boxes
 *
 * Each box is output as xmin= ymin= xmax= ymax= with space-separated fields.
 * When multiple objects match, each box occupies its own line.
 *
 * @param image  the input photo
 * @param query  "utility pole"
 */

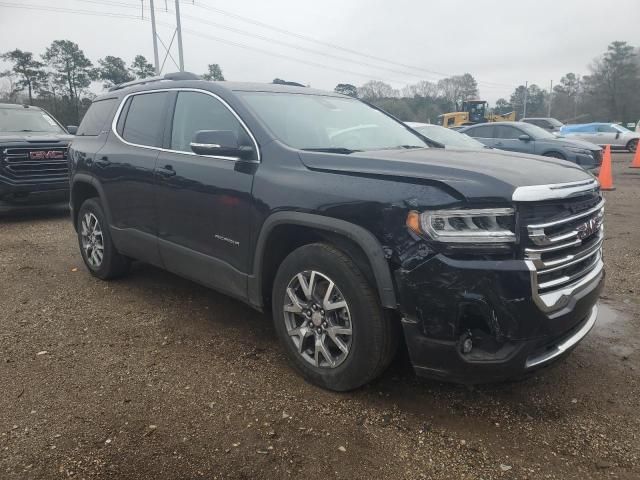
xmin=149 ymin=0 xmax=160 ymax=75
xmin=548 ymin=80 xmax=553 ymax=117
xmin=175 ymin=0 xmax=185 ymax=71
xmin=522 ymin=81 xmax=528 ymax=119
xmin=574 ymin=76 xmax=580 ymax=120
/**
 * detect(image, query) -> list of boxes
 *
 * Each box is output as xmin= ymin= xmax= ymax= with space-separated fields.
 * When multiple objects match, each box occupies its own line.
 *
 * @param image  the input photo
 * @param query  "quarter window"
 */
xmin=77 ymin=99 xmax=117 ymax=136
xmin=121 ymin=92 xmax=168 ymax=147
xmin=170 ymin=91 xmax=254 ymax=158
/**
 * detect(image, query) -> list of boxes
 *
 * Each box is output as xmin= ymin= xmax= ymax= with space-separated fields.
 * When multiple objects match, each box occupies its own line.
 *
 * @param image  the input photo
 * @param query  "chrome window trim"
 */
xmin=512 ymin=178 xmax=599 ymax=202
xmin=110 ymin=87 xmax=261 ymax=163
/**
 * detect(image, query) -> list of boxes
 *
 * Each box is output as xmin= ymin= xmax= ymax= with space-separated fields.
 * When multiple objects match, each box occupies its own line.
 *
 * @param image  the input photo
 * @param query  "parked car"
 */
xmin=521 ymin=117 xmax=564 ymax=132
xmin=0 ymin=103 xmax=75 ymax=210
xmin=460 ymin=121 xmax=602 ymax=171
xmin=69 ymin=73 xmax=604 ymax=391
xmin=560 ymin=123 xmax=639 ymax=152
xmin=405 ymin=122 xmax=488 ymax=149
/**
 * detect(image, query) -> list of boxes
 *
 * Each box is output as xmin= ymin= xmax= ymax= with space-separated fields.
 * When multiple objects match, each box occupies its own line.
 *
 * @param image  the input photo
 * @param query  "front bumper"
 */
xmin=0 ymin=179 xmax=69 ymax=207
xmin=396 ymin=253 xmax=604 ymax=384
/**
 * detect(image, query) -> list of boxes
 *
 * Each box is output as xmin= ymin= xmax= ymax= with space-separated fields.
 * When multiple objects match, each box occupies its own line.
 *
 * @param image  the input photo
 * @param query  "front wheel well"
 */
xmin=71 ymin=181 xmax=99 ymax=229
xmin=259 ymin=225 xmax=379 ymax=310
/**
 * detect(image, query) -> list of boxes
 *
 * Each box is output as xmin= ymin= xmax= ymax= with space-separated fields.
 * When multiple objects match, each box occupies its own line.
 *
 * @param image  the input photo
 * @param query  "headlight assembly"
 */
xmin=406 ymin=208 xmax=516 ymax=244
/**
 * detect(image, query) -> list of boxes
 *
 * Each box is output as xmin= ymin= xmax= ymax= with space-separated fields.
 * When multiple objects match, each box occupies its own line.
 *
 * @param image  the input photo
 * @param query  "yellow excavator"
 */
xmin=437 ymin=100 xmax=515 ymax=128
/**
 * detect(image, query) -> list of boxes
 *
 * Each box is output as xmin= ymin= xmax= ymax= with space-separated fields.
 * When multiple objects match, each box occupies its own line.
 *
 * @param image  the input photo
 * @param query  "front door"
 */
xmin=493 ymin=125 xmax=532 ymax=154
xmin=154 ymin=90 xmax=258 ymax=298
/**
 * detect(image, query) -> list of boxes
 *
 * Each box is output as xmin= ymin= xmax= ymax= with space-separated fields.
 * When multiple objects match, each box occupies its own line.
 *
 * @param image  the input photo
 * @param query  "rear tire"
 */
xmin=627 ymin=139 xmax=638 ymax=153
xmin=543 ymin=151 xmax=566 ymax=160
xmin=77 ymin=198 xmax=130 ymax=280
xmin=272 ymin=243 xmax=398 ymax=391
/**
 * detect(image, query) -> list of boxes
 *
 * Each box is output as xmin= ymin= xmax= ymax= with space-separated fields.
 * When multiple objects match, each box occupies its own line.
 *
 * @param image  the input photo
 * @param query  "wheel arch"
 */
xmin=70 ymin=174 xmax=110 ymax=231
xmin=249 ymin=212 xmax=397 ymax=311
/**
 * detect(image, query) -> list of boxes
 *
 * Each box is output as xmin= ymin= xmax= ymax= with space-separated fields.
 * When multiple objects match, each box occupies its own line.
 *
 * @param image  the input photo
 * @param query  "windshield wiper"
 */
xmin=370 ymin=145 xmax=426 ymax=151
xmin=302 ymin=147 xmax=360 ymax=154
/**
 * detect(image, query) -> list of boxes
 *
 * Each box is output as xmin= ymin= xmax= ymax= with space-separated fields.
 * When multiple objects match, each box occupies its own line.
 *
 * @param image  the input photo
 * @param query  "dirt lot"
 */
xmin=1 ymin=153 xmax=639 ymax=480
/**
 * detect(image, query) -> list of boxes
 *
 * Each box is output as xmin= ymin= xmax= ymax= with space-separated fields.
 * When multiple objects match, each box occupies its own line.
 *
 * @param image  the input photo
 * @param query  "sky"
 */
xmin=1 ymin=0 xmax=639 ymax=104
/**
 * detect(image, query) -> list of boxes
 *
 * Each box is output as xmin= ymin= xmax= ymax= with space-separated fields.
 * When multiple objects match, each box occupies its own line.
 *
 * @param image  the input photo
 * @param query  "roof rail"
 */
xmin=108 ymin=71 xmax=201 ymax=92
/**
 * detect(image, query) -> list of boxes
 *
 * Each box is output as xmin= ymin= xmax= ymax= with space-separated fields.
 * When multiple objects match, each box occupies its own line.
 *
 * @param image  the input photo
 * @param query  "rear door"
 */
xmin=464 ymin=124 xmax=496 ymax=147
xmin=153 ymin=89 xmax=258 ymax=298
xmin=591 ymin=124 xmax=618 ymax=146
xmin=97 ymin=90 xmax=171 ymax=264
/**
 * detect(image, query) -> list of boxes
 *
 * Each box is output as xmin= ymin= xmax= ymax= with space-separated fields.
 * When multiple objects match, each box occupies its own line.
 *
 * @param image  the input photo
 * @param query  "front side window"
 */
xmin=170 ymin=91 xmax=254 ymax=157
xmin=121 ymin=92 xmax=168 ymax=147
xmin=495 ymin=126 xmax=522 ymax=139
xmin=238 ymin=92 xmax=428 ymax=152
xmin=597 ymin=125 xmax=616 ymax=133
xmin=77 ymin=99 xmax=117 ymax=136
xmin=0 ymin=107 xmax=65 ymax=134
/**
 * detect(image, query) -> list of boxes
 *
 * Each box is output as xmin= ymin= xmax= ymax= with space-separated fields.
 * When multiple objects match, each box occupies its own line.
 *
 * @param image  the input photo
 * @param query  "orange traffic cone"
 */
xmin=630 ymin=143 xmax=640 ymax=168
xmin=598 ymin=144 xmax=615 ymax=191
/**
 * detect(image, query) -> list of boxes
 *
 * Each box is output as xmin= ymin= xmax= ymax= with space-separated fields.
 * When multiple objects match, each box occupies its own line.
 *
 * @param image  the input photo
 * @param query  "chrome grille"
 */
xmin=1 ymin=145 xmax=69 ymax=182
xmin=522 ymin=194 xmax=604 ymax=308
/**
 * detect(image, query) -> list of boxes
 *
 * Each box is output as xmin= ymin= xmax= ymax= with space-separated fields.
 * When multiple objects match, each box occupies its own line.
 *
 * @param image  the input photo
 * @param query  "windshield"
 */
xmin=238 ymin=92 xmax=428 ymax=151
xmin=518 ymin=122 xmax=556 ymax=140
xmin=547 ymin=118 xmax=564 ymax=127
xmin=0 ymin=107 xmax=65 ymax=133
xmin=414 ymin=125 xmax=485 ymax=149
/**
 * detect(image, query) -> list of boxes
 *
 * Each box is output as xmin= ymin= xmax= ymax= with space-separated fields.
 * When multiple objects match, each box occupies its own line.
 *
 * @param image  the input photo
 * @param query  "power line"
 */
xmin=189 ymin=0 xmax=514 ymax=89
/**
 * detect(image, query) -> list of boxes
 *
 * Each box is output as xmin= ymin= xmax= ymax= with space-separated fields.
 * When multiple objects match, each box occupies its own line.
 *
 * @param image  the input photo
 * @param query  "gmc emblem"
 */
xmin=30 ymin=150 xmax=64 ymax=160
xmin=576 ymin=218 xmax=599 ymax=240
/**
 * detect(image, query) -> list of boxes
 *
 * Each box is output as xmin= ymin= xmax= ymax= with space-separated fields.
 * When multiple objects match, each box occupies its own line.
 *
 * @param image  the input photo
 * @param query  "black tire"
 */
xmin=543 ymin=151 xmax=566 ymax=160
xmin=627 ymin=138 xmax=638 ymax=153
xmin=272 ymin=243 xmax=398 ymax=391
xmin=77 ymin=198 xmax=130 ymax=280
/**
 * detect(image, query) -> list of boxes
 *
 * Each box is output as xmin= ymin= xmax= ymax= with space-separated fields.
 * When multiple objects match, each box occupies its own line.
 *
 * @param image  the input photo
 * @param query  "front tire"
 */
xmin=77 ymin=198 xmax=130 ymax=280
xmin=627 ymin=139 xmax=638 ymax=153
xmin=272 ymin=243 xmax=398 ymax=391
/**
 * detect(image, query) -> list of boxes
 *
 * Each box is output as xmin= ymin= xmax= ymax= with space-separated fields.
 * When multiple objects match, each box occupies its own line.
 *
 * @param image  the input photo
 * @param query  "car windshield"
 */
xmin=238 ymin=92 xmax=428 ymax=152
xmin=547 ymin=118 xmax=564 ymax=127
xmin=0 ymin=107 xmax=65 ymax=133
xmin=517 ymin=122 xmax=556 ymax=140
xmin=414 ymin=125 xmax=485 ymax=149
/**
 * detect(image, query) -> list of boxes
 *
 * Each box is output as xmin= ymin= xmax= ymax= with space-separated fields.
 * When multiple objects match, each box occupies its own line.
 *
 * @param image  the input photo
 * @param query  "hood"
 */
xmin=548 ymin=136 xmax=601 ymax=150
xmin=0 ymin=132 xmax=73 ymax=143
xmin=298 ymin=147 xmax=593 ymax=202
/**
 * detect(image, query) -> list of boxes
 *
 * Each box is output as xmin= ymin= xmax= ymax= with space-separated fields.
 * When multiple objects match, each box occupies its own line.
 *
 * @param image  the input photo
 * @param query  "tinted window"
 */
xmin=525 ymin=119 xmax=545 ymax=127
xmin=121 ymin=92 xmax=168 ymax=147
xmin=597 ymin=125 xmax=616 ymax=133
xmin=494 ymin=125 xmax=522 ymax=139
xmin=466 ymin=125 xmax=494 ymax=138
xmin=77 ymin=99 xmax=117 ymax=136
xmin=170 ymin=91 xmax=253 ymax=156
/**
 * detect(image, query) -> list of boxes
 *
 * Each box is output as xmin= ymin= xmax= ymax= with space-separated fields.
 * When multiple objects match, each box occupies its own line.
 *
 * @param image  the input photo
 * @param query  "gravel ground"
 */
xmin=1 ymin=153 xmax=639 ymax=480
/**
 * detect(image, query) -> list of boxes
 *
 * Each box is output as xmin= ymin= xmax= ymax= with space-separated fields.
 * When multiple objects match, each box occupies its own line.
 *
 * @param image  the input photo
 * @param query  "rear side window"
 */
xmin=77 ymin=99 xmax=117 ymax=136
xmin=467 ymin=125 xmax=494 ymax=138
xmin=121 ymin=92 xmax=168 ymax=147
xmin=494 ymin=126 xmax=521 ymax=139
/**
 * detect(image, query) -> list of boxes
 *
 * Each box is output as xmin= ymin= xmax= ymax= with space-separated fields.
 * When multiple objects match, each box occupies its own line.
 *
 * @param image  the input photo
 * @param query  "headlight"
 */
xmin=406 ymin=208 xmax=516 ymax=244
xmin=566 ymin=147 xmax=593 ymax=156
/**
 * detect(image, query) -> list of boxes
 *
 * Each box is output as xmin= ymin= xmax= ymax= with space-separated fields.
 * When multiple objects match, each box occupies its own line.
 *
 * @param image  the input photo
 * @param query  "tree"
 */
xmin=202 ymin=63 xmax=225 ymax=81
xmin=583 ymin=41 xmax=639 ymax=121
xmin=334 ymin=83 xmax=358 ymax=97
xmin=129 ymin=55 xmax=155 ymax=79
xmin=493 ymin=98 xmax=513 ymax=115
xmin=0 ymin=49 xmax=47 ymax=104
xmin=97 ymin=55 xmax=133 ymax=89
xmin=437 ymin=73 xmax=479 ymax=110
xmin=510 ymin=84 xmax=547 ymax=118
xmin=402 ymin=80 xmax=439 ymax=99
xmin=358 ymin=80 xmax=397 ymax=100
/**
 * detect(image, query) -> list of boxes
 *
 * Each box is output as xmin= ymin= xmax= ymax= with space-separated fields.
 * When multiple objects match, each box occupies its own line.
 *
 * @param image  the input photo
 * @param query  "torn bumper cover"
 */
xmin=395 ymin=253 xmax=604 ymax=384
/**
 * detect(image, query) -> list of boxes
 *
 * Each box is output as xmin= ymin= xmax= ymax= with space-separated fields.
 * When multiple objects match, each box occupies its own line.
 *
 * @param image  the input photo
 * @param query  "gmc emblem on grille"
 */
xmin=576 ymin=218 xmax=599 ymax=239
xmin=29 ymin=150 xmax=64 ymax=160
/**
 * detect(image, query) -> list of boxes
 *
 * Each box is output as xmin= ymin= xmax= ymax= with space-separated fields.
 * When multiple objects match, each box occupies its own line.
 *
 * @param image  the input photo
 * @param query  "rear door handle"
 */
xmin=156 ymin=165 xmax=176 ymax=177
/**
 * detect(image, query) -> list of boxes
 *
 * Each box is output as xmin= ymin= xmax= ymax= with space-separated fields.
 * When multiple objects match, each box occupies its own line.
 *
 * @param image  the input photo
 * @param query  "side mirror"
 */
xmin=615 ymin=132 xmax=621 ymax=139
xmin=190 ymin=130 xmax=254 ymax=160
xmin=66 ymin=125 xmax=78 ymax=135
xmin=518 ymin=134 xmax=531 ymax=142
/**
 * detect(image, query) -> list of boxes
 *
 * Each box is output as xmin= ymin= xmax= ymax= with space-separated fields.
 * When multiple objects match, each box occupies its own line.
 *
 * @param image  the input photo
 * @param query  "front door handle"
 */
xmin=156 ymin=165 xmax=176 ymax=177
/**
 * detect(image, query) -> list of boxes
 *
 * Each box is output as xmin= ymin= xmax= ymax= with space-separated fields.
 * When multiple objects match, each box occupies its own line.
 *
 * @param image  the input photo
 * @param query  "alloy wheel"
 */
xmin=80 ymin=212 xmax=104 ymax=268
xmin=283 ymin=270 xmax=353 ymax=369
